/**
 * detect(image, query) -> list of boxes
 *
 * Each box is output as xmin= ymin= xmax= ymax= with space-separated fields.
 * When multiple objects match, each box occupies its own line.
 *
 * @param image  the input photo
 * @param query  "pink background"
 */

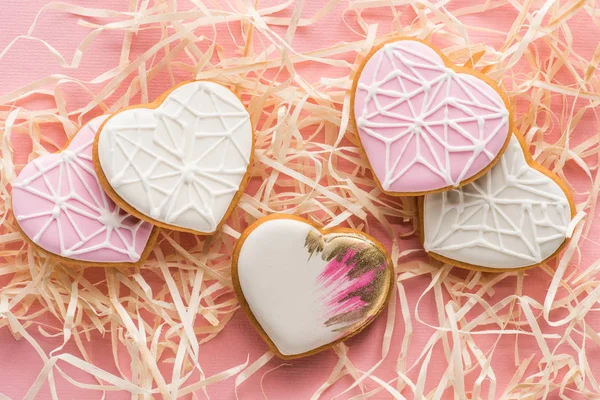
xmin=1 ymin=1 xmax=600 ymax=399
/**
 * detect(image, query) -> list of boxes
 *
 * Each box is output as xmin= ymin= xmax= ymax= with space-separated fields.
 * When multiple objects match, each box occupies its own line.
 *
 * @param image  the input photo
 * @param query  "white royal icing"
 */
xmin=423 ymin=135 xmax=573 ymax=269
xmin=236 ymin=217 xmax=391 ymax=357
xmin=97 ymin=81 xmax=253 ymax=233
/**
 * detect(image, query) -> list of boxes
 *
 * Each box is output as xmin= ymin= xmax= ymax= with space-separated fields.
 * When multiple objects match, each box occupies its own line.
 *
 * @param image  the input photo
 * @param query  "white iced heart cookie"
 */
xmin=421 ymin=133 xmax=575 ymax=271
xmin=233 ymin=215 xmax=394 ymax=359
xmin=94 ymin=81 xmax=253 ymax=234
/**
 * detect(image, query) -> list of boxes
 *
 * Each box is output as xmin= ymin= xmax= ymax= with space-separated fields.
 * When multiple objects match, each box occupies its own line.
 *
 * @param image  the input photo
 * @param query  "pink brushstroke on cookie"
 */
xmin=318 ymin=248 xmax=385 ymax=324
xmin=12 ymin=116 xmax=153 ymax=263
xmin=320 ymin=248 xmax=357 ymax=283
xmin=353 ymin=40 xmax=510 ymax=193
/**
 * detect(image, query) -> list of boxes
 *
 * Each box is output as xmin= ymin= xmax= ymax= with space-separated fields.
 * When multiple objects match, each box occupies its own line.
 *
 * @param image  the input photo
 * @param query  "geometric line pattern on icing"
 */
xmin=97 ymin=81 xmax=253 ymax=233
xmin=423 ymin=135 xmax=572 ymax=269
xmin=354 ymin=40 xmax=510 ymax=193
xmin=12 ymin=116 xmax=154 ymax=263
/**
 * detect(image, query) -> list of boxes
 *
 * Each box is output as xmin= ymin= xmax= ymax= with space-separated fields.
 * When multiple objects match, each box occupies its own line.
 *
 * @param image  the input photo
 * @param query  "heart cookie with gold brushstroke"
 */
xmin=232 ymin=215 xmax=394 ymax=359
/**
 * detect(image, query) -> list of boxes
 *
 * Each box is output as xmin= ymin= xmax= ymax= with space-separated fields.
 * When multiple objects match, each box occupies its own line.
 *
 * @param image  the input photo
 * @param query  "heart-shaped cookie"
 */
xmin=352 ymin=39 xmax=512 ymax=195
xmin=233 ymin=215 xmax=394 ymax=359
xmin=420 ymin=133 xmax=576 ymax=271
xmin=12 ymin=116 xmax=156 ymax=265
xmin=94 ymin=81 xmax=253 ymax=234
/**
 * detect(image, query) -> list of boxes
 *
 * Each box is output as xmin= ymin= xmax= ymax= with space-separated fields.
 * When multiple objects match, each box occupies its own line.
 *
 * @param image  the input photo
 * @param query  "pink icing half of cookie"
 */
xmin=12 ymin=116 xmax=154 ymax=263
xmin=353 ymin=40 xmax=510 ymax=193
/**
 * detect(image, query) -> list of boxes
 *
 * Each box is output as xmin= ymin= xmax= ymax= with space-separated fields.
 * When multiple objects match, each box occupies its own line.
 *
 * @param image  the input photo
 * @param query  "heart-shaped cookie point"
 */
xmin=352 ymin=39 xmax=512 ymax=195
xmin=233 ymin=215 xmax=394 ymax=359
xmin=12 ymin=116 xmax=155 ymax=265
xmin=95 ymin=81 xmax=253 ymax=234
xmin=421 ymin=133 xmax=575 ymax=271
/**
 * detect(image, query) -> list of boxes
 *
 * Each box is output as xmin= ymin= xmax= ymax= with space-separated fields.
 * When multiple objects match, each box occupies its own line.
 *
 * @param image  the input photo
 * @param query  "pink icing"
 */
xmin=353 ymin=40 xmax=510 ymax=193
xmin=320 ymin=248 xmax=357 ymax=284
xmin=318 ymin=248 xmax=384 ymax=321
xmin=12 ymin=116 xmax=154 ymax=263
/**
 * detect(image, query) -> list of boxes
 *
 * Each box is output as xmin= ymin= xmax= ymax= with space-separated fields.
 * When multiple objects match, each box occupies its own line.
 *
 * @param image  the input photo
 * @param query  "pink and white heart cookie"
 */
xmin=233 ymin=215 xmax=394 ymax=359
xmin=352 ymin=38 xmax=512 ymax=195
xmin=12 ymin=116 xmax=156 ymax=265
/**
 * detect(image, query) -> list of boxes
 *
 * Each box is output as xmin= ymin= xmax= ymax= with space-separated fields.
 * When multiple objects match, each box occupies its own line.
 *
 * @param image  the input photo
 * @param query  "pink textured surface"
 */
xmin=354 ymin=40 xmax=510 ymax=193
xmin=12 ymin=116 xmax=154 ymax=263
xmin=1 ymin=1 xmax=600 ymax=399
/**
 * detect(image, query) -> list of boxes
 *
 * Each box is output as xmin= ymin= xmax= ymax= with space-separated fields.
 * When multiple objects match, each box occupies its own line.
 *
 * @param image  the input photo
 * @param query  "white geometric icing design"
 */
xmin=12 ymin=116 xmax=154 ymax=263
xmin=423 ymin=135 xmax=572 ymax=269
xmin=236 ymin=217 xmax=392 ymax=357
xmin=97 ymin=81 xmax=253 ymax=233
xmin=353 ymin=40 xmax=510 ymax=193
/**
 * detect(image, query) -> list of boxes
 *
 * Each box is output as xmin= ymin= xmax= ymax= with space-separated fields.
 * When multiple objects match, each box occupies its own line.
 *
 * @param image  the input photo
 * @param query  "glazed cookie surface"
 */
xmin=233 ymin=215 xmax=394 ymax=359
xmin=421 ymin=133 xmax=575 ymax=271
xmin=12 ymin=116 xmax=155 ymax=265
xmin=95 ymin=81 xmax=253 ymax=234
xmin=352 ymin=39 xmax=511 ymax=195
